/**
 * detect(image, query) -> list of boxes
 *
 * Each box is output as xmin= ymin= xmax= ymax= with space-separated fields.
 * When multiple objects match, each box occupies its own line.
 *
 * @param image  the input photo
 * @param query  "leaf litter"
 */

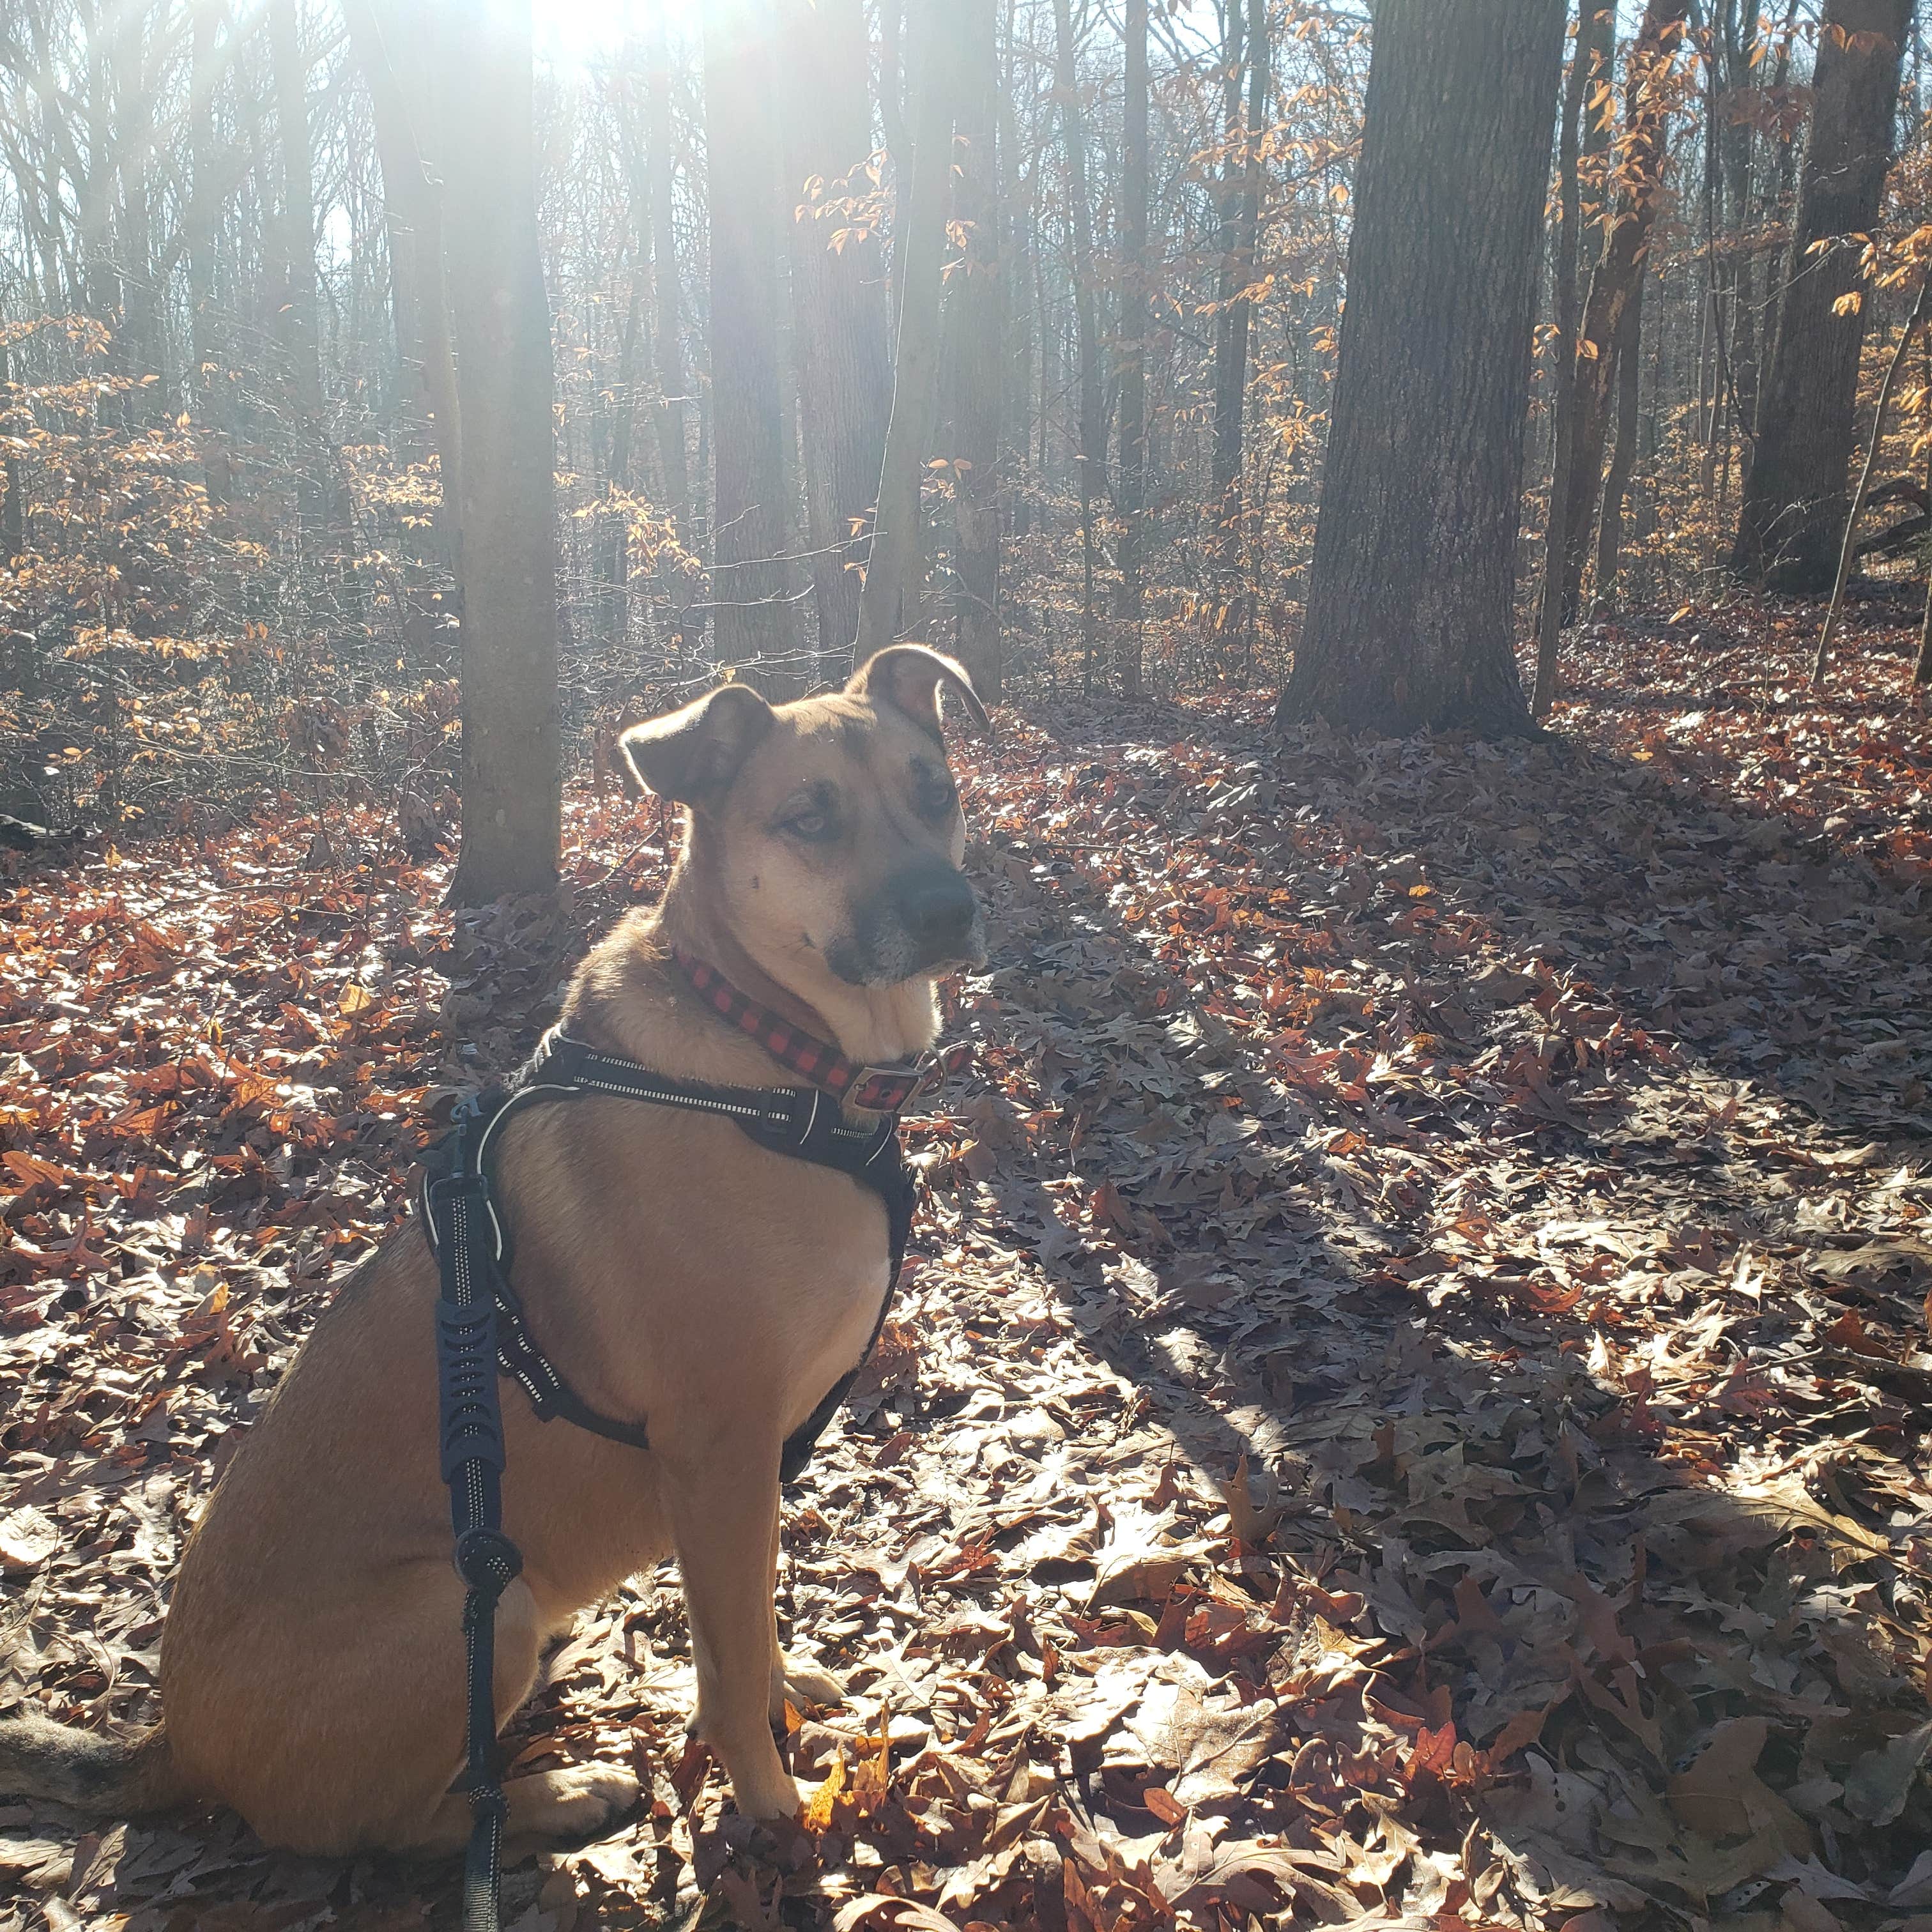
xmin=3 ymin=614 xmax=1931 ymax=1931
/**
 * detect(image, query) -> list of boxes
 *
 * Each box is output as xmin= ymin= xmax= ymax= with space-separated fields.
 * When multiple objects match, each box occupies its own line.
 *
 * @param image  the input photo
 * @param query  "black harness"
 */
xmin=419 ymin=1028 xmax=918 ymax=1932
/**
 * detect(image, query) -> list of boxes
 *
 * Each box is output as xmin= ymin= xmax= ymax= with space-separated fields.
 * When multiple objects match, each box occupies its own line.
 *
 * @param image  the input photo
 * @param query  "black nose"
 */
xmin=896 ymin=867 xmax=979 ymax=952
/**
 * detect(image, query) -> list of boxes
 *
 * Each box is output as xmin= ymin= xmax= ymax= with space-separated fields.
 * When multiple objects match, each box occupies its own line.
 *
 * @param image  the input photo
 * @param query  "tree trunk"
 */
xmin=1556 ymin=0 xmax=1687 ymax=620
xmin=1209 ymin=0 xmax=1267 ymax=649
xmin=438 ymin=0 xmax=560 ymax=903
xmin=705 ymin=3 xmax=790 ymax=668
xmin=1593 ymin=272 xmax=1645 ymax=607
xmin=779 ymin=0 xmax=892 ymax=663
xmin=942 ymin=0 xmax=1005 ymax=698
xmin=854 ymin=1 xmax=958 ymax=661
xmin=1277 ymin=0 xmax=1564 ymax=737
xmin=1050 ymin=0 xmax=1102 ymax=693
xmin=1114 ymin=0 xmax=1149 ymax=699
xmin=187 ymin=0 xmax=228 ymax=500
xmin=270 ymin=0 xmax=326 ymax=530
xmin=641 ymin=9 xmax=691 ymax=547
xmin=1533 ymin=0 xmax=1616 ymax=716
xmin=1731 ymin=0 xmax=1909 ymax=590
xmin=344 ymin=0 xmax=464 ymax=574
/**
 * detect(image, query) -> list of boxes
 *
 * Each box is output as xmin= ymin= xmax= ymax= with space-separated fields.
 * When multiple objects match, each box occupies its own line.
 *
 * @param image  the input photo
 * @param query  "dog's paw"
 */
xmin=772 ymin=1657 xmax=846 ymax=1718
xmin=506 ymin=1764 xmax=642 ymax=1848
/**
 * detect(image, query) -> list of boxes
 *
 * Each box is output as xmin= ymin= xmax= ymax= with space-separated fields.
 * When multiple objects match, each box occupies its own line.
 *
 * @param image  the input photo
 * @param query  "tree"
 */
xmin=345 ymin=0 xmax=464 ymax=570
xmin=1050 ymin=0 xmax=1103 ymax=694
xmin=940 ymin=0 xmax=1005 ymax=698
xmin=780 ymin=0 xmax=891 ymax=662
xmin=1277 ymin=0 xmax=1565 ymax=736
xmin=1114 ymin=0 xmax=1149 ymax=700
xmin=436 ymin=0 xmax=560 ymax=902
xmin=270 ymin=0 xmax=325 ymax=531
xmin=854 ymin=1 xmax=958 ymax=661
xmin=1554 ymin=0 xmax=1687 ymax=624
xmin=704 ymin=1 xmax=790 ymax=668
xmin=1208 ymin=0 xmax=1268 ymax=654
xmin=641 ymin=6 xmax=691 ymax=544
xmin=1731 ymin=0 xmax=1910 ymax=591
xmin=1533 ymin=0 xmax=1616 ymax=716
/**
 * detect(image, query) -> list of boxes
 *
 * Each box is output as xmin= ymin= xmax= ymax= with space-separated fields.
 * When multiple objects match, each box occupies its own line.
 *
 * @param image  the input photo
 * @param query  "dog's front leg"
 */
xmin=668 ymin=1441 xmax=802 ymax=1823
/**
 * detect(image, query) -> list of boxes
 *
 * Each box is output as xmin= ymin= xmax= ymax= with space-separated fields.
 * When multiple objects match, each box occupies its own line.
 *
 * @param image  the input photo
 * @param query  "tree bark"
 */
xmin=187 ymin=0 xmax=228 ymax=499
xmin=437 ymin=0 xmax=560 ymax=903
xmin=941 ymin=0 xmax=1005 ymax=698
xmin=1050 ymin=0 xmax=1103 ymax=693
xmin=1556 ymin=0 xmax=1687 ymax=621
xmin=1533 ymin=0 xmax=1616 ymax=716
xmin=779 ymin=0 xmax=891 ymax=663
xmin=1114 ymin=0 xmax=1149 ymax=699
xmin=344 ymin=0 xmax=464 ymax=572
xmin=270 ymin=0 xmax=326 ymax=529
xmin=1208 ymin=0 xmax=1267 ymax=647
xmin=1593 ymin=271 xmax=1645 ymax=606
xmin=854 ymin=0 xmax=958 ymax=661
xmin=1731 ymin=0 xmax=1909 ymax=591
xmin=705 ymin=3 xmax=790 ymax=668
xmin=641 ymin=8 xmax=691 ymax=545
xmin=1277 ymin=0 xmax=1563 ymax=737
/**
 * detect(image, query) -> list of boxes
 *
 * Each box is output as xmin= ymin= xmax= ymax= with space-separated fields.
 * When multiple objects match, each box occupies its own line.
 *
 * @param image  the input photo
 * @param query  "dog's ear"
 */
xmin=848 ymin=644 xmax=992 ymax=741
xmin=620 ymin=682 xmax=774 ymax=810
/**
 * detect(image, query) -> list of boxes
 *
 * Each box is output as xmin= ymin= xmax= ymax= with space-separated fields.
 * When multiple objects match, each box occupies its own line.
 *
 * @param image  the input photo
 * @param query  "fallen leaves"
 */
xmin=4 ymin=610 xmax=1931 ymax=1929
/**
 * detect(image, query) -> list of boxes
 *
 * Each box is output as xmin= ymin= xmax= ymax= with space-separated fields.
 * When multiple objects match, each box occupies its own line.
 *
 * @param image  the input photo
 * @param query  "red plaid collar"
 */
xmin=673 ymin=948 xmax=969 ymax=1114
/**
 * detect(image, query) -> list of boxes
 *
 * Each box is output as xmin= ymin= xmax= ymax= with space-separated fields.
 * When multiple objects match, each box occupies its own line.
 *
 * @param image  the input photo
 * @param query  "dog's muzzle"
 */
xmin=829 ymin=863 xmax=987 ymax=983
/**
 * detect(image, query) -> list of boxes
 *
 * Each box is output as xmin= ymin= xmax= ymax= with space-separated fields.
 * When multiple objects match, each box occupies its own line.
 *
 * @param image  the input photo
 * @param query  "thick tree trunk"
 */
xmin=705 ymin=4 xmax=790 ymax=668
xmin=941 ymin=0 xmax=1005 ymax=698
xmin=1556 ymin=0 xmax=1687 ymax=620
xmin=854 ymin=0 xmax=958 ymax=661
xmin=1277 ymin=0 xmax=1563 ymax=736
xmin=1114 ymin=0 xmax=1149 ymax=699
xmin=1533 ymin=0 xmax=1616 ymax=716
xmin=1731 ymin=0 xmax=1909 ymax=591
xmin=779 ymin=0 xmax=892 ymax=663
xmin=438 ymin=0 xmax=560 ymax=903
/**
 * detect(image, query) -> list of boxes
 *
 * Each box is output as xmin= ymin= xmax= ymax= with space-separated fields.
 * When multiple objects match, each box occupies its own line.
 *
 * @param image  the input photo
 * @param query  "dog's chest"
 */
xmin=765 ymin=1202 xmax=894 ymax=1438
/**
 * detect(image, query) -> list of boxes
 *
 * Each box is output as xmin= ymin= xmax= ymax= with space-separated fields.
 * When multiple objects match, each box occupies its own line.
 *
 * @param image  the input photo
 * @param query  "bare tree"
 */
xmin=855 ymin=0 xmax=958 ymax=660
xmin=941 ymin=0 xmax=1005 ymax=698
xmin=705 ymin=1 xmax=790 ymax=668
xmin=780 ymin=0 xmax=891 ymax=662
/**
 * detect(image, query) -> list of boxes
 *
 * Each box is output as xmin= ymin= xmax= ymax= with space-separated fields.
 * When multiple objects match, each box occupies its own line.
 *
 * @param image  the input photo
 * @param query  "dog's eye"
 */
xmin=781 ymin=809 xmax=833 ymax=841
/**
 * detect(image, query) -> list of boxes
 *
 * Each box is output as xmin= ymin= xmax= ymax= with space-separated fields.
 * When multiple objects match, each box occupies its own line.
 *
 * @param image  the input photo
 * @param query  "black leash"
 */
xmin=425 ymin=1102 xmax=524 ymax=1932
xmin=421 ymin=1029 xmax=933 ymax=1931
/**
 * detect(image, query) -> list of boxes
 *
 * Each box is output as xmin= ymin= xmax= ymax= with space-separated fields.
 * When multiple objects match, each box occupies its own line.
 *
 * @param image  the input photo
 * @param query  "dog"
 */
xmin=0 ymin=644 xmax=988 ymax=1858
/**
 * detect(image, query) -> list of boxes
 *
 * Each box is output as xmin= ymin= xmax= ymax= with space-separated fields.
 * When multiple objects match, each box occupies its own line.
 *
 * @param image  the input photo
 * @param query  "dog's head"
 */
xmin=622 ymin=646 xmax=989 ymax=1061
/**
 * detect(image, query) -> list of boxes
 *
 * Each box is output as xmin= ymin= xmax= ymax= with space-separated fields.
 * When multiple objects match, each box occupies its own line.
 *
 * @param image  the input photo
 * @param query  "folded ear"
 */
xmin=619 ymin=682 xmax=774 ymax=810
xmin=847 ymin=644 xmax=992 ymax=741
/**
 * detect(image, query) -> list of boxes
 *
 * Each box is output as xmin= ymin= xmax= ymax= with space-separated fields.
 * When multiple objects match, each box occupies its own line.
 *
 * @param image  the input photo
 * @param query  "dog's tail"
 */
xmin=0 ymin=1710 xmax=182 ymax=1814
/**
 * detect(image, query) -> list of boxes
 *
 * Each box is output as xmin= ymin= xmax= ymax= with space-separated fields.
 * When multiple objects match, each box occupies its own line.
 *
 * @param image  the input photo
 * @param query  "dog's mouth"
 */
xmin=824 ymin=921 xmax=987 ymax=987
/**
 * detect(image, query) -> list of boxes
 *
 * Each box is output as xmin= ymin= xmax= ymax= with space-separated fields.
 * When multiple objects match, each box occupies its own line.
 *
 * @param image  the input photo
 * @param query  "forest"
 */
xmin=3 ymin=0 xmax=1932 ymax=1928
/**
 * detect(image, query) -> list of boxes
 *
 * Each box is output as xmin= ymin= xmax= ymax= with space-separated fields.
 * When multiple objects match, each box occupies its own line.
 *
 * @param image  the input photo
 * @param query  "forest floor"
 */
xmin=4 ymin=601 xmax=1932 ymax=1932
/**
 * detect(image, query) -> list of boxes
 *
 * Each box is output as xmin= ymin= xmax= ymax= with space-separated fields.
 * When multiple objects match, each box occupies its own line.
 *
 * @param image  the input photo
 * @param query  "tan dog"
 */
xmin=0 ymin=645 xmax=988 ymax=1857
